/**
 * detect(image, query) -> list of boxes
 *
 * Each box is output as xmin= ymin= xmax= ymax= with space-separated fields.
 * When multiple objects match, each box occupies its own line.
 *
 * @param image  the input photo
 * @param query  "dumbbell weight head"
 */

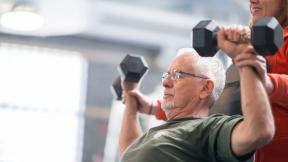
xmin=251 ymin=17 xmax=283 ymax=56
xmin=192 ymin=20 xmax=219 ymax=57
xmin=111 ymin=54 xmax=149 ymax=100
xmin=111 ymin=76 xmax=122 ymax=100
xmin=118 ymin=54 xmax=149 ymax=82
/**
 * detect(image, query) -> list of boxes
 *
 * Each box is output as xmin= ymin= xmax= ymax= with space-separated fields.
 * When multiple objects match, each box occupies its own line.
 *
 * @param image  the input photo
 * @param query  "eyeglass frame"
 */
xmin=161 ymin=69 xmax=209 ymax=81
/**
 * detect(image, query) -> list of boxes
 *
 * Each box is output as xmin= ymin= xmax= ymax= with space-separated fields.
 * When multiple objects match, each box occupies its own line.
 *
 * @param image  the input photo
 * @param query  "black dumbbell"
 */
xmin=192 ymin=17 xmax=283 ymax=57
xmin=111 ymin=54 xmax=149 ymax=100
xmin=251 ymin=17 xmax=283 ymax=56
xmin=111 ymin=76 xmax=122 ymax=100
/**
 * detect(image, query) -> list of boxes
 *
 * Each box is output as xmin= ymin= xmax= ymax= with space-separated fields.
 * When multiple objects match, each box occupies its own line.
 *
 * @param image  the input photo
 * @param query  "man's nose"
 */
xmin=162 ymin=75 xmax=173 ymax=88
xmin=250 ymin=0 xmax=259 ymax=4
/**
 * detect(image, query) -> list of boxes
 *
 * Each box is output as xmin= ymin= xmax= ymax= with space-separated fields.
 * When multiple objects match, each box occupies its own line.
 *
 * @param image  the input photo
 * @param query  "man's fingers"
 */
xmin=224 ymin=25 xmax=250 ymax=43
xmin=127 ymin=90 xmax=142 ymax=98
xmin=234 ymin=54 xmax=266 ymax=65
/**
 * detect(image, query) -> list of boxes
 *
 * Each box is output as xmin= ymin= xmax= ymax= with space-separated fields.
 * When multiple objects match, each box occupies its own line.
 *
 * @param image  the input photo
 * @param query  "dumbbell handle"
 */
xmin=229 ymin=33 xmax=251 ymax=44
xmin=214 ymin=31 xmax=250 ymax=47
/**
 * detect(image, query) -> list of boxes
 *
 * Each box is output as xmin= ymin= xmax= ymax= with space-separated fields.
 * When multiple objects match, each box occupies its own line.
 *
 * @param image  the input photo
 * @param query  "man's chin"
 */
xmin=162 ymin=102 xmax=175 ymax=111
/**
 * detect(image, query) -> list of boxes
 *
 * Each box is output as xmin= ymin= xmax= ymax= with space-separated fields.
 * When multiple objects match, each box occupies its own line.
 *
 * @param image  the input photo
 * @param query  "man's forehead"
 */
xmin=178 ymin=50 xmax=199 ymax=61
xmin=176 ymin=49 xmax=198 ymax=57
xmin=169 ymin=53 xmax=198 ymax=71
xmin=176 ymin=50 xmax=199 ymax=63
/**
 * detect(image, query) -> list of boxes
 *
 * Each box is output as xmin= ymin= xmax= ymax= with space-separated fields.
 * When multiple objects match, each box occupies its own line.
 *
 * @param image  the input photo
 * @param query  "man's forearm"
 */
xmin=119 ymin=94 xmax=142 ymax=156
xmin=231 ymin=66 xmax=275 ymax=156
xmin=241 ymin=67 xmax=273 ymax=133
xmin=238 ymin=66 xmax=274 ymax=152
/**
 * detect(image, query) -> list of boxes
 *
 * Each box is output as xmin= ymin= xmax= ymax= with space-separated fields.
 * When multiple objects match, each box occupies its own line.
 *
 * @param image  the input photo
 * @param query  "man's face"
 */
xmin=161 ymin=53 xmax=205 ymax=111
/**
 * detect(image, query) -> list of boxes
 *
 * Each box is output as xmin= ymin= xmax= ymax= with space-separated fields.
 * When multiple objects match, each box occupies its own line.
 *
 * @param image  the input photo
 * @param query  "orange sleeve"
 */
xmin=266 ymin=26 xmax=288 ymax=74
xmin=268 ymin=73 xmax=288 ymax=108
xmin=155 ymin=100 xmax=167 ymax=121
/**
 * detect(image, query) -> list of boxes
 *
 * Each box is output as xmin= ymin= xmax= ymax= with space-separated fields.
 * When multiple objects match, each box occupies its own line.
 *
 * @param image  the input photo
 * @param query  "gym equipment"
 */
xmin=251 ymin=17 xmax=284 ymax=55
xmin=111 ymin=54 xmax=149 ymax=100
xmin=111 ymin=76 xmax=122 ymax=100
xmin=209 ymin=64 xmax=242 ymax=115
xmin=192 ymin=17 xmax=283 ymax=57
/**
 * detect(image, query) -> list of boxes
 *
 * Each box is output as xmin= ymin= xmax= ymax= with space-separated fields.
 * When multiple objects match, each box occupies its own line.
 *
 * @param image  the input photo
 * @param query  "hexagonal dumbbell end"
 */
xmin=193 ymin=20 xmax=220 ymax=57
xmin=251 ymin=17 xmax=283 ymax=56
xmin=117 ymin=54 xmax=149 ymax=82
xmin=111 ymin=76 xmax=122 ymax=100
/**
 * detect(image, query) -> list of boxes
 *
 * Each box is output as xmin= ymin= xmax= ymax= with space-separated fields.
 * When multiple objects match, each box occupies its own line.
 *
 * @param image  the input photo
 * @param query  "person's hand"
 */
xmin=233 ymin=47 xmax=274 ymax=94
xmin=120 ymin=81 xmax=155 ymax=115
xmin=120 ymin=80 xmax=140 ymax=113
xmin=121 ymin=80 xmax=139 ymax=92
xmin=127 ymin=90 xmax=155 ymax=115
xmin=122 ymin=89 xmax=155 ymax=115
xmin=217 ymin=25 xmax=250 ymax=59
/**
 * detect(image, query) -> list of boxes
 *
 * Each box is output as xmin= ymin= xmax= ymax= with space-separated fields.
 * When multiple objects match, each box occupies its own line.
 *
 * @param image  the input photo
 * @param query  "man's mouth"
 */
xmin=163 ymin=93 xmax=173 ymax=99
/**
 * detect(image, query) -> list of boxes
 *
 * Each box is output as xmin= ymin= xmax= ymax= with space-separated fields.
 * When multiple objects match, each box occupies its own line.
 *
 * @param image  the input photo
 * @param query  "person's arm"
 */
xmin=119 ymin=82 xmax=142 ymax=156
xmin=231 ymin=63 xmax=274 ymax=156
xmin=231 ymin=44 xmax=288 ymax=109
xmin=265 ymin=31 xmax=288 ymax=108
xmin=217 ymin=27 xmax=275 ymax=156
xmin=268 ymin=73 xmax=288 ymax=108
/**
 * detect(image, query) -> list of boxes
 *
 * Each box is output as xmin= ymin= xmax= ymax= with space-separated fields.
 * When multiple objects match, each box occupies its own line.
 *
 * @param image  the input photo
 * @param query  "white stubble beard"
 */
xmin=162 ymin=101 xmax=175 ymax=111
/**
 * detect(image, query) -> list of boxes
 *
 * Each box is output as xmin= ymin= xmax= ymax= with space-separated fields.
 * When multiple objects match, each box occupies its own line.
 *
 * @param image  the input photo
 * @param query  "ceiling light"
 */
xmin=0 ymin=5 xmax=44 ymax=31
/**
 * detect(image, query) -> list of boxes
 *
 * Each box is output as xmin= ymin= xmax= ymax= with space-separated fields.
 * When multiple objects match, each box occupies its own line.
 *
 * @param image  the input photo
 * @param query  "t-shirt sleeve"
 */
xmin=208 ymin=115 xmax=253 ymax=162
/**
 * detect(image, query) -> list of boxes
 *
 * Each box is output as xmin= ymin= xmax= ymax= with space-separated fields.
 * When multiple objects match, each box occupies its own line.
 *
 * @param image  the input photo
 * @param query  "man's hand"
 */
xmin=127 ymin=90 xmax=156 ymax=115
xmin=217 ymin=25 xmax=250 ymax=59
xmin=121 ymin=80 xmax=139 ymax=92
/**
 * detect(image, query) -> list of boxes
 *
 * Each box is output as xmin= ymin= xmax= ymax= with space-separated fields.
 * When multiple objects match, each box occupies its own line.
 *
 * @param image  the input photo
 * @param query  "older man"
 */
xmin=119 ymin=46 xmax=274 ymax=162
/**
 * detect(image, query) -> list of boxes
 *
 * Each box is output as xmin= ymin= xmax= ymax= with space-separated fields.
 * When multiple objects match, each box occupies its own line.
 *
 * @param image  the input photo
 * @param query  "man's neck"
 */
xmin=165 ymin=105 xmax=209 ymax=120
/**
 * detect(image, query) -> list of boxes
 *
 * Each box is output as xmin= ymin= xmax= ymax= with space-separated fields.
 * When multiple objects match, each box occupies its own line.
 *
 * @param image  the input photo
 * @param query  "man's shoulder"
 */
xmin=158 ymin=114 xmax=243 ymax=132
xmin=201 ymin=114 xmax=243 ymax=127
xmin=208 ymin=113 xmax=242 ymax=119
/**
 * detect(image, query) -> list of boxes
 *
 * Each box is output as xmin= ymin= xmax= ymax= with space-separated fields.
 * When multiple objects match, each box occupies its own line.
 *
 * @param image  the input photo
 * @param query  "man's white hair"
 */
xmin=177 ymin=48 xmax=226 ymax=107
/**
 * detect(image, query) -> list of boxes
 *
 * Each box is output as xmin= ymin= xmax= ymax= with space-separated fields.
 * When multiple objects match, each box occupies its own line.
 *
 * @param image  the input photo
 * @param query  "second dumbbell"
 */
xmin=192 ymin=17 xmax=283 ymax=57
xmin=111 ymin=54 xmax=149 ymax=100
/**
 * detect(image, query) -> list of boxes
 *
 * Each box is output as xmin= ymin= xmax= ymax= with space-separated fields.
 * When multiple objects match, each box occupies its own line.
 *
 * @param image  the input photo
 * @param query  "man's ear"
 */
xmin=199 ymin=79 xmax=214 ymax=99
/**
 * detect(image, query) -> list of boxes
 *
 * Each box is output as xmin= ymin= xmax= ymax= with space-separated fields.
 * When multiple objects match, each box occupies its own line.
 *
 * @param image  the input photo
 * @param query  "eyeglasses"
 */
xmin=161 ymin=70 xmax=209 ymax=81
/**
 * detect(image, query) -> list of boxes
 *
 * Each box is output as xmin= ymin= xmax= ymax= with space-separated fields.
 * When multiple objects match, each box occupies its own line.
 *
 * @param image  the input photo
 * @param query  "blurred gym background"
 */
xmin=0 ymin=0 xmax=249 ymax=162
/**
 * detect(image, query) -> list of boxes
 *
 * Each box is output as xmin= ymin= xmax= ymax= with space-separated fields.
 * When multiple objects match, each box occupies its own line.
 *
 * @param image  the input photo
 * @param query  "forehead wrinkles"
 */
xmin=169 ymin=53 xmax=199 ymax=72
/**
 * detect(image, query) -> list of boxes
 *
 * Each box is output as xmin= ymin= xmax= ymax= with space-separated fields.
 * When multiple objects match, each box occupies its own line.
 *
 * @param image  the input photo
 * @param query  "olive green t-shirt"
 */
xmin=121 ymin=114 xmax=252 ymax=162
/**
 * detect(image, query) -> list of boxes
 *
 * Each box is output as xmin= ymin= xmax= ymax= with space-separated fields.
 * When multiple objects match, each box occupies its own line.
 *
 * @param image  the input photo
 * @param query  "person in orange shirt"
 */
xmin=211 ymin=0 xmax=288 ymax=161
xmin=243 ymin=0 xmax=288 ymax=162
xmin=127 ymin=0 xmax=288 ymax=161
